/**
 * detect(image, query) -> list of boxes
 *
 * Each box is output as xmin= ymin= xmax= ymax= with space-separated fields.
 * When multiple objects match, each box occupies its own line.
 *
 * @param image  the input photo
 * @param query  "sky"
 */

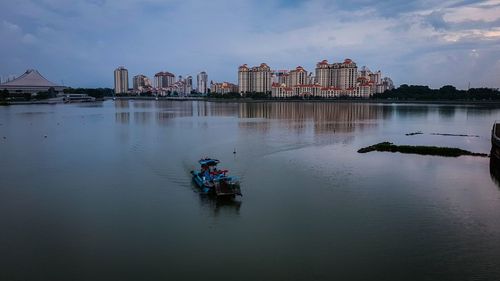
xmin=0 ymin=0 xmax=499 ymax=89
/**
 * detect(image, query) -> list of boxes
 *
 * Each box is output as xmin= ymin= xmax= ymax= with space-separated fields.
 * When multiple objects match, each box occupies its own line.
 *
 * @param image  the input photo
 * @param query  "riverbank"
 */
xmin=110 ymin=96 xmax=500 ymax=105
xmin=4 ymin=96 xmax=500 ymax=106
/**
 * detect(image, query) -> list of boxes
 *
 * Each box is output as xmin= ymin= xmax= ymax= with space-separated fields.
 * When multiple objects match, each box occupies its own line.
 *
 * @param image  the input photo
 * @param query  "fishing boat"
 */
xmin=191 ymin=158 xmax=242 ymax=197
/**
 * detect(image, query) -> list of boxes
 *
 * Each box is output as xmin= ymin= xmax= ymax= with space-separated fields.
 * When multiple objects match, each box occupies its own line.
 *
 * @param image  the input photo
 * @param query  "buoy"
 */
xmin=44 ymin=135 xmax=47 ymax=138
xmin=233 ymin=148 xmax=236 ymax=154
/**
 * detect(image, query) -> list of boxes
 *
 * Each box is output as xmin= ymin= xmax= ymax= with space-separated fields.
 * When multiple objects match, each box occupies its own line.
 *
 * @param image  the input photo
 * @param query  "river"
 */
xmin=1 ymin=100 xmax=499 ymax=281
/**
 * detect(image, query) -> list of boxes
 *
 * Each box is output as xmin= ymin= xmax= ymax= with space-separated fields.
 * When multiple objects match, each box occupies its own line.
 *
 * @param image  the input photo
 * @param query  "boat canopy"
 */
xmin=199 ymin=158 xmax=220 ymax=166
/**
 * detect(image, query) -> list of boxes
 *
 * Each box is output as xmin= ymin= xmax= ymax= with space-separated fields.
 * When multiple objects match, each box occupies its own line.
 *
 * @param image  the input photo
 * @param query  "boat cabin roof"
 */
xmin=199 ymin=158 xmax=220 ymax=166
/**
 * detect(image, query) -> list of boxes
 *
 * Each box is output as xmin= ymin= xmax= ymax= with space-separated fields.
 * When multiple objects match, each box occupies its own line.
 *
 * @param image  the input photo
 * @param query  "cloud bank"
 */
xmin=0 ymin=0 xmax=499 ymax=88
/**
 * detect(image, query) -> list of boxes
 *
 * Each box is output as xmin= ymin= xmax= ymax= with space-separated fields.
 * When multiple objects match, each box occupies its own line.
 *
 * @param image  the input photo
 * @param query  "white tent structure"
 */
xmin=0 ymin=69 xmax=66 ymax=94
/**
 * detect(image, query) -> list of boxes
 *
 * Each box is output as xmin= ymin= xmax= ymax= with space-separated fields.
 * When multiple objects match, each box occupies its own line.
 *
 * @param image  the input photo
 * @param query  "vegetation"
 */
xmin=63 ymin=87 xmax=113 ymax=99
xmin=358 ymin=142 xmax=488 ymax=157
xmin=208 ymin=92 xmax=242 ymax=99
xmin=405 ymin=131 xmax=423 ymax=136
xmin=373 ymin=85 xmax=500 ymax=100
xmin=0 ymin=89 xmax=8 ymax=101
xmin=34 ymin=87 xmax=57 ymax=100
xmin=245 ymin=92 xmax=271 ymax=99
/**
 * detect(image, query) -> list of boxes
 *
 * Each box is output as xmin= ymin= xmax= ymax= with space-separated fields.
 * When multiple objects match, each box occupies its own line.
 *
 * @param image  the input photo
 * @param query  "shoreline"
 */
xmin=4 ymin=97 xmax=500 ymax=106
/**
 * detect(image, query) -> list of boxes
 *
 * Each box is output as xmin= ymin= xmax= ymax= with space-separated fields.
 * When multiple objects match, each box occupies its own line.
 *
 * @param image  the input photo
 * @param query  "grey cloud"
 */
xmin=0 ymin=0 xmax=499 ymax=89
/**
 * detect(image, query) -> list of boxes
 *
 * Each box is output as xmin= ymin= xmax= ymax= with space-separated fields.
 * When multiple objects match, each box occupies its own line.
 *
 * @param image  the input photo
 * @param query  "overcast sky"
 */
xmin=1 ymin=0 xmax=499 ymax=89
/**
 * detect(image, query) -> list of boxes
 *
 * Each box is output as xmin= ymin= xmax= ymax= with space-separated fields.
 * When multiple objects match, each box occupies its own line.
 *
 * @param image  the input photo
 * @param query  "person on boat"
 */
xmin=204 ymin=169 xmax=211 ymax=181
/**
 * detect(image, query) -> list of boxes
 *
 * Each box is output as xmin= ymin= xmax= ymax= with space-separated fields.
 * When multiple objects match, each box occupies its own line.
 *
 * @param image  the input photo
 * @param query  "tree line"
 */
xmin=373 ymin=85 xmax=500 ymax=100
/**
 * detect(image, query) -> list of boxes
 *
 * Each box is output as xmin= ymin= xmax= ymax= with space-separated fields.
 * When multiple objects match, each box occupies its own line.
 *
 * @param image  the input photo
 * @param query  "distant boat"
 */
xmin=63 ymin=94 xmax=96 ymax=103
xmin=191 ymin=158 xmax=242 ymax=197
xmin=492 ymin=121 xmax=500 ymax=158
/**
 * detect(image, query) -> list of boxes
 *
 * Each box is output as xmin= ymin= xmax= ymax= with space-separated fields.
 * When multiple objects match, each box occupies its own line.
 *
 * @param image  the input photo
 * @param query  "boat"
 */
xmin=63 ymin=94 xmax=96 ymax=103
xmin=191 ymin=158 xmax=242 ymax=197
xmin=492 ymin=121 xmax=500 ymax=158
xmin=490 ymin=149 xmax=500 ymax=188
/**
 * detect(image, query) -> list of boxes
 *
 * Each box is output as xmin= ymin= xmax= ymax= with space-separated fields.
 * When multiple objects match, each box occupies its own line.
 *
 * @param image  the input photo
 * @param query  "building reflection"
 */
xmin=114 ymin=99 xmax=130 ymax=109
xmin=115 ymin=112 xmax=130 ymax=124
xmin=134 ymin=112 xmax=152 ymax=124
xmin=236 ymin=102 xmax=386 ymax=134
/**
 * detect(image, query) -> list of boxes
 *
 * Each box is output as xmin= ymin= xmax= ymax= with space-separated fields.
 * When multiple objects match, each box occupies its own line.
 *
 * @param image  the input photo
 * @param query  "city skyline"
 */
xmin=1 ymin=0 xmax=499 ymax=89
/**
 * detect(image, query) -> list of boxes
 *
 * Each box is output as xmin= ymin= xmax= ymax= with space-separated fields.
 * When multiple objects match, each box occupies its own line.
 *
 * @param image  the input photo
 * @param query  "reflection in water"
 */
xmin=238 ymin=102 xmax=386 ymax=134
xmin=394 ymin=104 xmax=429 ymax=118
xmin=114 ymin=99 xmax=130 ymax=108
xmin=438 ymin=106 xmax=456 ymax=119
xmin=198 ymin=194 xmax=242 ymax=217
xmin=491 ymin=149 xmax=500 ymax=187
xmin=115 ymin=112 xmax=130 ymax=124
xmin=134 ymin=112 xmax=152 ymax=124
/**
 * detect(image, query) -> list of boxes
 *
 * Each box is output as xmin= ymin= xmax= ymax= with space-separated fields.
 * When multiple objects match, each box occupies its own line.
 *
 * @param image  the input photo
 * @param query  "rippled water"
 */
xmin=1 ymin=101 xmax=499 ymax=281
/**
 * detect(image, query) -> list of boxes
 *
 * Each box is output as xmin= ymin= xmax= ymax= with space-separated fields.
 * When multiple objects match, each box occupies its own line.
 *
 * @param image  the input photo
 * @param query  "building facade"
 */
xmin=197 ymin=71 xmax=208 ymax=94
xmin=114 ymin=66 xmax=129 ymax=94
xmin=132 ymin=74 xmax=152 ymax=93
xmin=315 ymin=59 xmax=358 ymax=90
xmin=154 ymin=71 xmax=175 ymax=89
xmin=238 ymin=63 xmax=272 ymax=95
xmin=288 ymin=66 xmax=309 ymax=87
xmin=211 ymin=81 xmax=239 ymax=95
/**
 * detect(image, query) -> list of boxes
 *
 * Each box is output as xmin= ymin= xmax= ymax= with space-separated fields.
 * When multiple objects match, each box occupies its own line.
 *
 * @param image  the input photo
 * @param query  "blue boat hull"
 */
xmin=191 ymin=171 xmax=241 ymax=197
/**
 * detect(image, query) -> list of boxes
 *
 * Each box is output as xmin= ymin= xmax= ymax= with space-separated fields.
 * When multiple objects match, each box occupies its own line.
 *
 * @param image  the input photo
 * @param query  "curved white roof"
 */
xmin=0 ymin=69 xmax=60 ymax=87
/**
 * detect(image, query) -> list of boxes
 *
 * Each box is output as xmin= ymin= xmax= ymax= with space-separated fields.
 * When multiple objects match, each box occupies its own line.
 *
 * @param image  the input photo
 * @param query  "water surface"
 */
xmin=1 ymin=101 xmax=499 ymax=281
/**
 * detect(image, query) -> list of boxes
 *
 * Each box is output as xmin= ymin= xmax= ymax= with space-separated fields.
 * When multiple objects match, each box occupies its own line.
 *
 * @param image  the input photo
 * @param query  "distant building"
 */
xmin=288 ymin=66 xmax=309 ymax=87
xmin=185 ymin=76 xmax=193 ymax=94
xmin=0 ymin=69 xmax=66 ymax=94
xmin=114 ymin=66 xmax=129 ymax=94
xmin=211 ymin=81 xmax=239 ymax=94
xmin=315 ymin=59 xmax=358 ymax=90
xmin=132 ymin=74 xmax=152 ymax=94
xmin=272 ymin=70 xmax=289 ymax=85
xmin=238 ymin=63 xmax=272 ymax=95
xmin=154 ymin=71 xmax=175 ymax=89
xmin=269 ymin=58 xmax=394 ymax=99
xmin=197 ymin=71 xmax=208 ymax=94
xmin=157 ymin=74 xmax=193 ymax=96
xmin=154 ymin=71 xmax=175 ymax=95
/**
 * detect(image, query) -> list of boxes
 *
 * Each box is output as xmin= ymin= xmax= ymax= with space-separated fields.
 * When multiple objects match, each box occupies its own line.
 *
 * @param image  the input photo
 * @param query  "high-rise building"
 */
xmin=133 ymin=74 xmax=152 ymax=93
xmin=154 ymin=71 xmax=175 ymax=89
xmin=197 ymin=71 xmax=208 ymax=94
xmin=210 ymin=81 xmax=239 ymax=94
xmin=288 ymin=66 xmax=308 ymax=87
xmin=315 ymin=59 xmax=358 ymax=90
xmin=185 ymin=75 xmax=193 ymax=94
xmin=114 ymin=66 xmax=129 ymax=94
xmin=238 ymin=63 xmax=272 ymax=95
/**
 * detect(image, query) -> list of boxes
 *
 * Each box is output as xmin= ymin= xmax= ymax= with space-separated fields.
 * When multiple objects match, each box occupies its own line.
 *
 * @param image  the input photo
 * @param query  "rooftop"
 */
xmin=0 ymin=69 xmax=61 ymax=87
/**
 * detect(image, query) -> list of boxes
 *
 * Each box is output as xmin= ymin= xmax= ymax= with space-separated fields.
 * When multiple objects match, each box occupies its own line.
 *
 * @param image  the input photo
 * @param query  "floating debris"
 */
xmin=358 ymin=142 xmax=487 ymax=157
xmin=405 ymin=131 xmax=423 ymax=136
xmin=430 ymin=133 xmax=479 ymax=137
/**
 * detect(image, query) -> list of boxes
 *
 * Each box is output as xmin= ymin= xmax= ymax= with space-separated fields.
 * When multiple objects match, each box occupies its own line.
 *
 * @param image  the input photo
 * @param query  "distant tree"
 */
xmin=373 ymin=84 xmax=500 ymax=101
xmin=0 ymin=89 xmax=8 ymax=100
xmin=35 ymin=91 xmax=50 ymax=100
xmin=47 ymin=87 xmax=57 ymax=98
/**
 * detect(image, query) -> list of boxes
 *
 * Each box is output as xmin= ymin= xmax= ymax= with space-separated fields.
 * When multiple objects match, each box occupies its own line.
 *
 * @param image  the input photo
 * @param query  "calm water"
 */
xmin=1 ymin=101 xmax=500 ymax=281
